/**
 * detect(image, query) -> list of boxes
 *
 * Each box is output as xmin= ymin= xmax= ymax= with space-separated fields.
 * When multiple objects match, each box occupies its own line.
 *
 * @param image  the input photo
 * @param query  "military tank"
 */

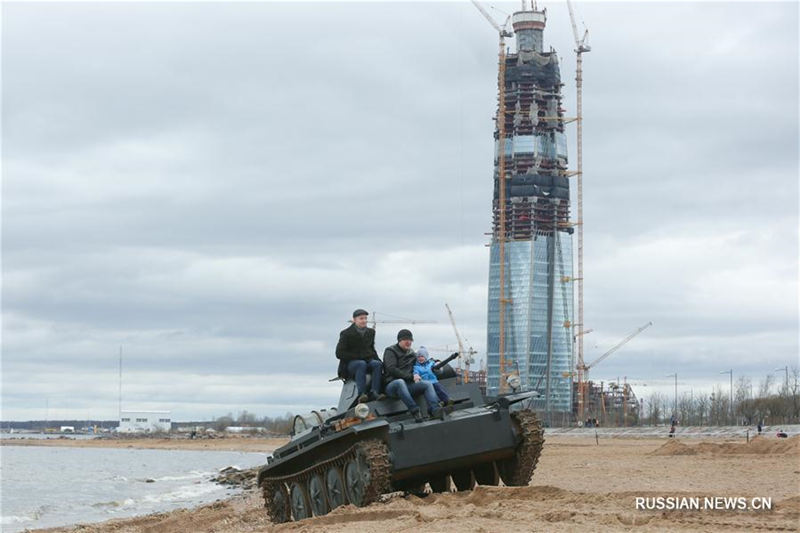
xmin=256 ymin=363 xmax=544 ymax=522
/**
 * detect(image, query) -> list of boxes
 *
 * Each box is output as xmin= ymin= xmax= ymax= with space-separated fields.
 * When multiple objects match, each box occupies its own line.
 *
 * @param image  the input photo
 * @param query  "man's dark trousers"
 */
xmin=347 ymin=359 xmax=382 ymax=397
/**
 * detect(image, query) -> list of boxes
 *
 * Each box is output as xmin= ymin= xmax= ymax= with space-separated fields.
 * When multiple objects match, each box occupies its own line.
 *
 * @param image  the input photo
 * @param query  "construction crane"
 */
xmin=577 ymin=321 xmax=652 ymax=420
xmin=347 ymin=312 xmax=436 ymax=330
xmin=471 ymin=0 xmax=513 ymax=393
xmin=565 ymin=0 xmax=592 ymax=422
xmin=445 ymin=303 xmax=477 ymax=383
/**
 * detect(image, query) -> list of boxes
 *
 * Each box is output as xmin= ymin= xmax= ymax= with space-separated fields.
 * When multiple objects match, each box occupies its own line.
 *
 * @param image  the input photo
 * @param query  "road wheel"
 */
xmin=473 ymin=462 xmax=499 ymax=486
xmin=451 ymin=469 xmax=475 ymax=491
xmin=344 ymin=454 xmax=370 ymax=506
xmin=325 ymin=466 xmax=347 ymax=510
xmin=289 ymin=481 xmax=311 ymax=520
xmin=308 ymin=473 xmax=329 ymax=516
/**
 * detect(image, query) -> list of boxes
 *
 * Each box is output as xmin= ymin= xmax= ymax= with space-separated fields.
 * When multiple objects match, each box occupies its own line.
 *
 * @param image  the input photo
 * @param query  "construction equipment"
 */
xmin=566 ymin=0 xmax=592 ymax=422
xmin=444 ymin=303 xmax=477 ymax=383
xmin=258 ymin=368 xmax=544 ymax=522
xmin=361 ymin=311 xmax=436 ymax=330
xmin=471 ymin=0 xmax=513 ymax=393
xmin=576 ymin=321 xmax=652 ymax=419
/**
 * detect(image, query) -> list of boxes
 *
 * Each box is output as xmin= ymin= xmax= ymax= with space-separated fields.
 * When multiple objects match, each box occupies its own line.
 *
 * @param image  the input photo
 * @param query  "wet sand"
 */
xmin=28 ymin=435 xmax=800 ymax=532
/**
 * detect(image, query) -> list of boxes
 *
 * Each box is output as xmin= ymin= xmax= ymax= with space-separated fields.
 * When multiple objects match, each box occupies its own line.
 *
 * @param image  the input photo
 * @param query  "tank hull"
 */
xmin=257 ymin=378 xmax=544 ymax=523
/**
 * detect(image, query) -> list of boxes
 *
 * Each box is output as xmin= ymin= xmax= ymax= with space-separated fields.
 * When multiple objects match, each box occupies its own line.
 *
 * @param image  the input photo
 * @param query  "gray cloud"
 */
xmin=2 ymin=2 xmax=797 ymax=420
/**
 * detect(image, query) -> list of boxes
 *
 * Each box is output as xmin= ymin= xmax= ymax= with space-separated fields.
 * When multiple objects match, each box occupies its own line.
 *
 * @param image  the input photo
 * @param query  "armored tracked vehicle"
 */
xmin=257 ymin=366 xmax=544 ymax=523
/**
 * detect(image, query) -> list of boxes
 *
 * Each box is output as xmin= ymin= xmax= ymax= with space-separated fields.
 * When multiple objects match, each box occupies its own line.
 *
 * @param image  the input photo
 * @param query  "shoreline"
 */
xmin=18 ymin=435 xmax=800 ymax=532
xmin=0 ymin=435 xmax=289 ymax=452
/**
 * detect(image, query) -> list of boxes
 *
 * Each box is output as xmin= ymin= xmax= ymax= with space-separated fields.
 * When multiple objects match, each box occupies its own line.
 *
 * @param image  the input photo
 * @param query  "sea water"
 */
xmin=0 ymin=445 xmax=268 ymax=532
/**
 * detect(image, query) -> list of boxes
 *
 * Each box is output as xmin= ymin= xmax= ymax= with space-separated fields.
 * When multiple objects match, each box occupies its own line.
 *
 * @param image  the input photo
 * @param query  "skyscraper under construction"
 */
xmin=486 ymin=4 xmax=574 ymax=420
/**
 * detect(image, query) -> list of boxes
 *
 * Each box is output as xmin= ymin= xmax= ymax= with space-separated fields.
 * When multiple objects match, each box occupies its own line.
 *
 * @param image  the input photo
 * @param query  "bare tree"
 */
xmin=758 ymin=374 xmax=774 ymax=398
xmin=646 ymin=392 xmax=664 ymax=425
xmin=789 ymin=366 xmax=800 ymax=423
xmin=695 ymin=393 xmax=709 ymax=426
xmin=735 ymin=376 xmax=753 ymax=425
xmin=678 ymin=392 xmax=693 ymax=426
xmin=214 ymin=413 xmax=234 ymax=432
xmin=236 ymin=410 xmax=258 ymax=426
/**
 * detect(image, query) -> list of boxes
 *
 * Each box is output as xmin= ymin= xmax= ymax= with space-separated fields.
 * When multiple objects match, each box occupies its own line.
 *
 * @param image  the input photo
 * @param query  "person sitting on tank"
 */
xmin=413 ymin=346 xmax=453 ymax=408
xmin=335 ymin=308 xmax=385 ymax=403
xmin=383 ymin=329 xmax=444 ymax=423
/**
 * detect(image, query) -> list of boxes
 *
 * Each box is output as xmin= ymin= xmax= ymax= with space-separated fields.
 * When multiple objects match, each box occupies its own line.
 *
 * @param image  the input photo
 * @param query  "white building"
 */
xmin=118 ymin=410 xmax=172 ymax=433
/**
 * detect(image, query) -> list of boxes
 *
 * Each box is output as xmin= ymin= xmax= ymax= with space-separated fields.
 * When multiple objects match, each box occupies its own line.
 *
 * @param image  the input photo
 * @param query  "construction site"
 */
xmin=465 ymin=0 xmax=656 ymax=429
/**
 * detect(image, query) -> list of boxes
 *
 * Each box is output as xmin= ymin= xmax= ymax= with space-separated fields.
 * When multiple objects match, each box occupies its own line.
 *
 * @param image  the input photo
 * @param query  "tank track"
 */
xmin=498 ymin=409 xmax=545 ymax=486
xmin=260 ymin=438 xmax=391 ymax=522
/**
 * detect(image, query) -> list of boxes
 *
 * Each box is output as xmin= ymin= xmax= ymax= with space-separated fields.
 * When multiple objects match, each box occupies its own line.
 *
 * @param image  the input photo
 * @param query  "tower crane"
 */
xmin=445 ymin=303 xmax=477 ymax=383
xmin=366 ymin=311 xmax=436 ymax=330
xmin=471 ymin=0 xmax=513 ymax=392
xmin=577 ymin=321 xmax=653 ymax=419
xmin=565 ymin=0 xmax=592 ymax=421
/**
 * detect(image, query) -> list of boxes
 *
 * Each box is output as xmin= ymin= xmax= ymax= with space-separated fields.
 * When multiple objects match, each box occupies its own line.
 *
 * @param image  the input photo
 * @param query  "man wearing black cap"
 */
xmin=336 ymin=309 xmax=384 ymax=403
xmin=383 ymin=329 xmax=443 ymax=422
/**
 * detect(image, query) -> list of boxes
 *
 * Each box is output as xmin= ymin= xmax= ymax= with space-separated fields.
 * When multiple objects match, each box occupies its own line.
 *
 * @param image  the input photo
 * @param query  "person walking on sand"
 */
xmin=336 ymin=309 xmax=385 ymax=403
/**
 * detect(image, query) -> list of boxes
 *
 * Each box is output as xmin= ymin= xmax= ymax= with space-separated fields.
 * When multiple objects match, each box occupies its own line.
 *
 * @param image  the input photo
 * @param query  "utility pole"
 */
xmin=118 ymin=346 xmax=123 ymax=423
xmin=773 ymin=366 xmax=789 ymax=393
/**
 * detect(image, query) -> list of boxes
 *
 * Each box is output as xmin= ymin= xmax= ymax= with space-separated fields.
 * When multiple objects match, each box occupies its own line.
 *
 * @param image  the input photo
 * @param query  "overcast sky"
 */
xmin=2 ymin=1 xmax=797 ymax=421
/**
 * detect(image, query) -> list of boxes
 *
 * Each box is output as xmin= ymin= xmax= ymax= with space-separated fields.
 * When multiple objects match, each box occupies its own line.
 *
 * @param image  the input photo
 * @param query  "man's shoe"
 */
xmin=376 ymin=393 xmax=387 ymax=401
xmin=411 ymin=409 xmax=424 ymax=423
xmin=430 ymin=408 xmax=445 ymax=421
xmin=358 ymin=393 xmax=369 ymax=403
xmin=446 ymin=399 xmax=455 ymax=408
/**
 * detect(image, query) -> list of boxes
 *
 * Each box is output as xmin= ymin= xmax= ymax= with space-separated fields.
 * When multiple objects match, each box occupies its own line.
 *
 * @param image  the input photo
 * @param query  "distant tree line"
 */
xmin=212 ymin=410 xmax=294 ymax=434
xmin=1 ymin=420 xmax=119 ymax=430
xmin=642 ymin=367 xmax=800 ymax=426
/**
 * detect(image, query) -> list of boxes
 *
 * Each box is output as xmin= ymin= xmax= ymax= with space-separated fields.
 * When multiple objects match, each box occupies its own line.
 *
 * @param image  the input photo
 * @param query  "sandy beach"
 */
xmin=18 ymin=434 xmax=799 ymax=532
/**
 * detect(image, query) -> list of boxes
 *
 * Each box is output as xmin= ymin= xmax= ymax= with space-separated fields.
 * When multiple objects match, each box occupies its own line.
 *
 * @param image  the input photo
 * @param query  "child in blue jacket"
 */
xmin=413 ymin=346 xmax=452 ymax=406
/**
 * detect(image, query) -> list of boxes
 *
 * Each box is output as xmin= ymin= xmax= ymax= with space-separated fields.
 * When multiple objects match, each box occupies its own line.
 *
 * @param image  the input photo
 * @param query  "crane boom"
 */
xmin=470 ymin=0 xmax=512 ymax=36
xmin=445 ymin=303 xmax=466 ymax=357
xmin=566 ymin=0 xmax=590 ymax=51
xmin=445 ymin=303 xmax=474 ymax=383
xmin=566 ymin=0 xmax=581 ymax=45
xmin=585 ymin=322 xmax=653 ymax=370
xmin=365 ymin=311 xmax=436 ymax=329
xmin=471 ymin=0 xmax=501 ymax=33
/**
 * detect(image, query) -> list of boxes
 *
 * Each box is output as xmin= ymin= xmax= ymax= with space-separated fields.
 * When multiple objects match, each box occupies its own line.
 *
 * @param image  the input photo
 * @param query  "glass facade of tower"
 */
xmin=487 ymin=238 xmax=573 ymax=411
xmin=485 ymin=7 xmax=574 ymax=416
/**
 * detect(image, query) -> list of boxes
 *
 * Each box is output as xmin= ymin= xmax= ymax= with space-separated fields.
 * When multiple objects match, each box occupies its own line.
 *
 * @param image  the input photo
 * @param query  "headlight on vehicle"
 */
xmin=354 ymin=403 xmax=370 ymax=419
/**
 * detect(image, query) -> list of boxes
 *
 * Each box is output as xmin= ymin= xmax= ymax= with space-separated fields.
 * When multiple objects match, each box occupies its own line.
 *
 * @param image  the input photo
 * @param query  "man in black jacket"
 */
xmin=383 ymin=329 xmax=443 ymax=422
xmin=336 ymin=309 xmax=384 ymax=403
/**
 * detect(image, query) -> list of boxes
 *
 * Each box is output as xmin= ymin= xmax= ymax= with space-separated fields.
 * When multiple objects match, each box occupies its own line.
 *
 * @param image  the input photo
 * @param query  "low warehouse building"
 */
xmin=118 ymin=410 xmax=171 ymax=433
